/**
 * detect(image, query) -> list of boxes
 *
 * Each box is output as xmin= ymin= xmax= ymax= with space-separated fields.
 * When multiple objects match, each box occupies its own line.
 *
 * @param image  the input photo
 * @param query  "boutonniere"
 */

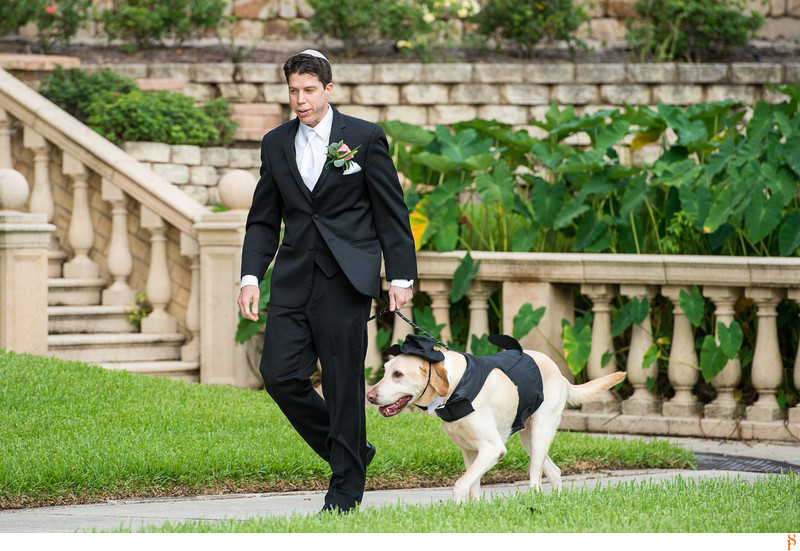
xmin=325 ymin=140 xmax=361 ymax=170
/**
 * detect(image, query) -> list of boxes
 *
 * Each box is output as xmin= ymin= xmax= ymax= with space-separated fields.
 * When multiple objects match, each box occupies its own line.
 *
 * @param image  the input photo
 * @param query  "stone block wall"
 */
xmin=225 ymin=0 xmax=800 ymax=42
xmin=86 ymin=60 xmax=800 ymax=145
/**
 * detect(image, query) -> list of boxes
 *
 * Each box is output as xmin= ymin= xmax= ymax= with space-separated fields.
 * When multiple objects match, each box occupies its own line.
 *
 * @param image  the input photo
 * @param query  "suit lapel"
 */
xmin=282 ymin=118 xmax=312 ymax=202
xmin=312 ymin=107 xmax=347 ymax=194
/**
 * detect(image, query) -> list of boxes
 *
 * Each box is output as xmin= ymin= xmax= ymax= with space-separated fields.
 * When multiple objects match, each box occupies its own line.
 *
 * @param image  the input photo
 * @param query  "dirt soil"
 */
xmin=2 ymin=37 xmax=800 ymax=65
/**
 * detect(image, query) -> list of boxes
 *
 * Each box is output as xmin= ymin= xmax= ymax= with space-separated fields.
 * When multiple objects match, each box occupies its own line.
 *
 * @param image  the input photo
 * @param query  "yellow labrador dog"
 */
xmin=366 ymin=334 xmax=625 ymax=501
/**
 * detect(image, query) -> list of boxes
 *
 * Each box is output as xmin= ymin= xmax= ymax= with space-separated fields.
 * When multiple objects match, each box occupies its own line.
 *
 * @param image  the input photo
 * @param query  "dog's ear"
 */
xmin=429 ymin=361 xmax=449 ymax=397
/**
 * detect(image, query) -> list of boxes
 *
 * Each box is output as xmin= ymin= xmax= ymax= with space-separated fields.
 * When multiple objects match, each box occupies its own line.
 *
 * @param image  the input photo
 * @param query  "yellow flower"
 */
xmin=396 ymin=40 xmax=413 ymax=49
xmin=423 ymin=11 xmax=436 ymax=23
xmin=457 ymin=7 xmax=468 ymax=17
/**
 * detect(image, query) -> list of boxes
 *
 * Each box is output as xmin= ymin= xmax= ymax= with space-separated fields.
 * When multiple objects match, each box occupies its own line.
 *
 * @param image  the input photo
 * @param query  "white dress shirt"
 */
xmin=241 ymin=104 xmax=412 ymax=291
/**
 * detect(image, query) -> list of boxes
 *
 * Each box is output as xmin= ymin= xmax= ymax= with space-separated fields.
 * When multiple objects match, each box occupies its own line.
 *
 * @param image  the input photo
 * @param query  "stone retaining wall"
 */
xmin=229 ymin=0 xmax=800 ymax=42
xmin=85 ymin=60 xmax=800 ymax=144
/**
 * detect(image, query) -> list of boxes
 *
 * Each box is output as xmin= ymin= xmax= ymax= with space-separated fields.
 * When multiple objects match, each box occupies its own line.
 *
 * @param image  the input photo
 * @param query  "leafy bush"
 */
xmin=87 ymin=89 xmax=233 ymax=146
xmin=39 ymin=66 xmax=137 ymax=123
xmin=471 ymin=0 xmax=588 ymax=58
xmin=97 ymin=0 xmax=227 ymax=49
xmin=0 ymin=0 xmax=92 ymax=52
xmin=627 ymin=0 xmax=764 ymax=62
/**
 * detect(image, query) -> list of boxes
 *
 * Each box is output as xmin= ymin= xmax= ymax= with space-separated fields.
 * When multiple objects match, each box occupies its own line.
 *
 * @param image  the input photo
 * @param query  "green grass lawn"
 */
xmin=133 ymin=475 xmax=800 ymax=533
xmin=1 ymin=349 xmax=693 ymax=508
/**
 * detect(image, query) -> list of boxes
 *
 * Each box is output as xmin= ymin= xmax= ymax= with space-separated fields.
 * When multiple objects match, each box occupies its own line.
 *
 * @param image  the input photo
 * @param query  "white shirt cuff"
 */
xmin=240 ymin=275 xmax=259 ymax=289
xmin=390 ymin=279 xmax=414 ymax=288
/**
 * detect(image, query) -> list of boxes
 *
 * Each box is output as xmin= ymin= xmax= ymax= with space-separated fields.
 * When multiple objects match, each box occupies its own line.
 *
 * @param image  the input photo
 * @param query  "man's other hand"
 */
xmin=388 ymin=284 xmax=413 ymax=312
xmin=238 ymin=285 xmax=260 ymax=321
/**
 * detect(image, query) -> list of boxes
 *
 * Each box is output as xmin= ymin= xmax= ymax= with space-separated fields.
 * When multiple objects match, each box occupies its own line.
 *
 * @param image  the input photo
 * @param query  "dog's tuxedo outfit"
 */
xmin=390 ymin=334 xmax=544 ymax=434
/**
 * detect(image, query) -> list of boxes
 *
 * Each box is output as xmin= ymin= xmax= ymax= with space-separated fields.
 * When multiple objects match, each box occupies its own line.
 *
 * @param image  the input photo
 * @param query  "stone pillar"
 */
xmin=365 ymin=301 xmax=384 ymax=377
xmin=0 ymin=108 xmax=12 ymax=170
xmin=620 ymin=285 xmax=663 ymax=415
xmin=745 ymin=287 xmax=787 ymax=421
xmin=466 ymin=280 xmax=497 ymax=353
xmin=581 ymin=283 xmax=620 ymax=413
xmin=0 ymin=169 xmax=54 ymax=355
xmin=101 ymin=179 xmax=135 ymax=305
xmin=788 ymin=289 xmax=800 ymax=426
xmin=181 ymin=233 xmax=200 ymax=363
xmin=419 ymin=278 xmax=452 ymax=344
xmin=62 ymin=154 xmax=100 ymax=279
xmin=140 ymin=206 xmax=178 ymax=334
xmin=661 ymin=285 xmax=702 ymax=417
xmin=503 ymin=280 xmax=574 ymax=381
xmin=195 ymin=210 xmax=260 ymax=387
xmin=703 ymin=286 xmax=744 ymax=419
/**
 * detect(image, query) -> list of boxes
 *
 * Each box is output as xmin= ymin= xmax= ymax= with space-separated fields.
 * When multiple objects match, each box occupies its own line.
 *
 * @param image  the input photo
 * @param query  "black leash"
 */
xmin=368 ymin=306 xmax=454 ymax=352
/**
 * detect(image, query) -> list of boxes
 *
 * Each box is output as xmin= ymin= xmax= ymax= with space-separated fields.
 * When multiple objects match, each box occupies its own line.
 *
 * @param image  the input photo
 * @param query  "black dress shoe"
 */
xmin=365 ymin=441 xmax=376 ymax=468
xmin=319 ymin=503 xmax=354 ymax=516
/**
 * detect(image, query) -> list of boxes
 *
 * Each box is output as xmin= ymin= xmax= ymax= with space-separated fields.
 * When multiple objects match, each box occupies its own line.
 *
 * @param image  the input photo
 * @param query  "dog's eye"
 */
xmin=392 ymin=371 xmax=403 ymax=379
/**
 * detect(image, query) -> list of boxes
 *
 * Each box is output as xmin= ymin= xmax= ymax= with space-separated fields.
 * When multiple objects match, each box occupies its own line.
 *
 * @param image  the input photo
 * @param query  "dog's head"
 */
xmin=366 ymin=353 xmax=450 ymax=417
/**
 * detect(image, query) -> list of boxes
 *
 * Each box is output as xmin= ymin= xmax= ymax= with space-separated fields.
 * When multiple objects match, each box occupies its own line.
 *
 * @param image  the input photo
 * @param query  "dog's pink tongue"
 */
xmin=379 ymin=396 xmax=411 ymax=417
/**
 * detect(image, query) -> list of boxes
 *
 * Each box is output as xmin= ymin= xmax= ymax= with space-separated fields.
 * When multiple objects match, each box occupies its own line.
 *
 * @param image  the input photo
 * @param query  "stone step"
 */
xmin=48 ymin=278 xmax=106 ymax=306
xmin=48 ymin=333 xmax=184 ymax=363
xmin=99 ymin=361 xmax=200 ymax=383
xmin=48 ymin=305 xmax=138 ymax=334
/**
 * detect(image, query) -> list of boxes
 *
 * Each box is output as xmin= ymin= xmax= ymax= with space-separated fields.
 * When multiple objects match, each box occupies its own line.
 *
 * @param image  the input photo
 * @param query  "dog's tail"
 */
xmin=565 ymin=371 xmax=626 ymax=406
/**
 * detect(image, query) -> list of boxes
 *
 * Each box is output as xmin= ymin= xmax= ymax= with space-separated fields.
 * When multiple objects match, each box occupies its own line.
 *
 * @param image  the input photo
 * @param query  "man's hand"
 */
xmin=238 ymin=285 xmax=260 ymax=321
xmin=388 ymin=284 xmax=413 ymax=312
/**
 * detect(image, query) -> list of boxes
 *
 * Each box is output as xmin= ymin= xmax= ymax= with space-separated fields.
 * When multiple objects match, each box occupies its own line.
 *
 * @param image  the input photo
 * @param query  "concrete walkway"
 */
xmin=0 ymin=434 xmax=796 ymax=533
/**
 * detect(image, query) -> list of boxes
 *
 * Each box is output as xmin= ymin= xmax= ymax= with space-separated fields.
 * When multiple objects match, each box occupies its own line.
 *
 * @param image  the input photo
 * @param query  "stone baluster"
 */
xmin=466 ymin=280 xmax=497 ymax=353
xmin=62 ymin=153 xmax=100 ymax=279
xmin=745 ymin=287 xmax=787 ymax=421
xmin=580 ymin=283 xmax=620 ymax=413
xmin=101 ymin=179 xmax=136 ymax=305
xmin=0 ymin=108 xmax=12 ymax=169
xmin=703 ymin=286 xmax=744 ymax=418
xmin=419 ymin=279 xmax=452 ymax=345
xmin=787 ymin=289 xmax=800 ymax=426
xmin=661 ymin=285 xmax=702 ymax=417
xmin=181 ymin=233 xmax=200 ymax=363
xmin=24 ymin=126 xmax=66 ymax=276
xmin=620 ymin=285 xmax=662 ymax=415
xmin=365 ymin=302 xmax=384 ymax=376
xmin=140 ymin=206 xmax=177 ymax=334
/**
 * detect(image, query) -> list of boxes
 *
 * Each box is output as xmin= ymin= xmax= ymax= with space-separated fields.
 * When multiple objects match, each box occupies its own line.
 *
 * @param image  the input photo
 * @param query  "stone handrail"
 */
xmin=0 ymin=69 xmax=207 ymax=235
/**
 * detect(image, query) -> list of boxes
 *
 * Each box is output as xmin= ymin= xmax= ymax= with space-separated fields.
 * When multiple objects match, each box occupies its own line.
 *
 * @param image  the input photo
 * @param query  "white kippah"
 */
xmin=300 ymin=49 xmax=330 ymax=62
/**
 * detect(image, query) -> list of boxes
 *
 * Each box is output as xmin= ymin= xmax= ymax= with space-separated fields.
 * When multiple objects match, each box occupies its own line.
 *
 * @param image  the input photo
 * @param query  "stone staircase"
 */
xmin=46 ymin=272 xmax=199 ymax=382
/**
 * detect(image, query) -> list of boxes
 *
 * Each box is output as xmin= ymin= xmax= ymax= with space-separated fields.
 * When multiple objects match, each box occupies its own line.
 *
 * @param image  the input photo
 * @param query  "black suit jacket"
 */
xmin=241 ymin=107 xmax=418 ymax=309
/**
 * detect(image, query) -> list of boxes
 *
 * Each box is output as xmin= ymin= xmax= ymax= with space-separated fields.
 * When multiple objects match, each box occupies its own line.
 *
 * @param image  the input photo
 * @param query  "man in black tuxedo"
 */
xmin=237 ymin=50 xmax=417 ymax=513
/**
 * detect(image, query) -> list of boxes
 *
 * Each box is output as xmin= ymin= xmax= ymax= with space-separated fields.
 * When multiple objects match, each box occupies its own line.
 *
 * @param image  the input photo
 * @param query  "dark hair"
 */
xmin=283 ymin=54 xmax=333 ymax=87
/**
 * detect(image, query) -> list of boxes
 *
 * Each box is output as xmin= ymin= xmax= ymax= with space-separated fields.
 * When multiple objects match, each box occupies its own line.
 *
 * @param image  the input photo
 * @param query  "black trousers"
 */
xmin=260 ymin=265 xmax=372 ymax=510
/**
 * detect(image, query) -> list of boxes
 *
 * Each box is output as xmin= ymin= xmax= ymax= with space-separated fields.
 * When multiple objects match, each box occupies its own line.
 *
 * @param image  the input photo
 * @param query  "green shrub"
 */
xmin=39 ymin=66 xmax=137 ymax=123
xmin=201 ymin=97 xmax=238 ymax=146
xmin=471 ymin=0 xmax=588 ymax=58
xmin=86 ymin=89 xmax=235 ymax=146
xmin=97 ymin=0 xmax=227 ymax=49
xmin=0 ymin=0 xmax=92 ymax=53
xmin=627 ymin=0 xmax=764 ymax=62
xmin=303 ymin=0 xmax=429 ymax=58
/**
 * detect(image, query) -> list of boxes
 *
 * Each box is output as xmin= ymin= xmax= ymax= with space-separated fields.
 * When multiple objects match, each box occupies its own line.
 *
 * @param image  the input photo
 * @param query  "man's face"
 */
xmin=288 ymin=72 xmax=333 ymax=128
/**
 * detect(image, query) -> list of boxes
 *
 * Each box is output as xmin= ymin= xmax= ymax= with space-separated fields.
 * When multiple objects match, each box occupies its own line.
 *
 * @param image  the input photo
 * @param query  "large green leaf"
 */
xmin=717 ymin=320 xmax=743 ymax=359
xmin=703 ymin=184 xmax=735 ymax=235
xmin=619 ymin=173 xmax=647 ymax=218
xmin=512 ymin=303 xmax=546 ymax=341
xmin=412 ymin=151 xmax=459 ymax=173
xmin=562 ymin=319 xmax=592 ymax=377
xmin=475 ymin=164 xmax=515 ymax=211
xmin=380 ymin=120 xmax=434 ymax=147
xmin=529 ymin=179 xmax=564 ymax=229
xmin=434 ymin=126 xmax=493 ymax=164
xmin=470 ymin=334 xmax=499 ymax=356
xmin=700 ymin=335 xmax=729 ymax=383
xmin=745 ymin=189 xmax=783 ymax=243
xmin=451 ymin=252 xmax=481 ymax=303
xmin=679 ymin=286 xmax=705 ymax=326
xmin=779 ymin=211 xmax=800 ymax=256
xmin=678 ymin=184 xmax=711 ymax=233
xmin=641 ymin=343 xmax=660 ymax=371
xmin=553 ymin=196 xmax=589 ymax=230
xmin=611 ymin=297 xmax=650 ymax=338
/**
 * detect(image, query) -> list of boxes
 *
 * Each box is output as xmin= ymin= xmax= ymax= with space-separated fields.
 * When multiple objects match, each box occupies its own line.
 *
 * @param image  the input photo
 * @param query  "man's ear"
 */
xmin=429 ymin=361 xmax=449 ymax=397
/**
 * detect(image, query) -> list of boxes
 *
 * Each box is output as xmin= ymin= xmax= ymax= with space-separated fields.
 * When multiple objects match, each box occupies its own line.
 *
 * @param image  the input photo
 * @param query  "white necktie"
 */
xmin=300 ymin=129 xmax=323 ymax=190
